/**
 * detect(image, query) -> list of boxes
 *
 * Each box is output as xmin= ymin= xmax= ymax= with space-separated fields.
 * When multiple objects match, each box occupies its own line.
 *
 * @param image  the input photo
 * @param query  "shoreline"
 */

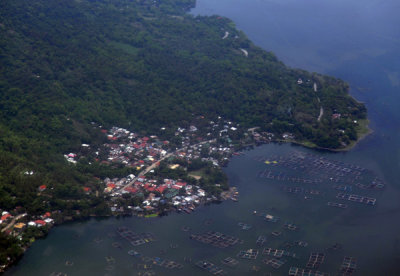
xmin=282 ymin=119 xmax=373 ymax=153
xmin=1 ymin=124 xmax=371 ymax=273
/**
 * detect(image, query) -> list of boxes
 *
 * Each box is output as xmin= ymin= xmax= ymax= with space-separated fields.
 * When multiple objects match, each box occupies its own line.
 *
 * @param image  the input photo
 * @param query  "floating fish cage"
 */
xmin=340 ymin=257 xmax=357 ymax=275
xmin=336 ymin=193 xmax=376 ymax=206
xmin=263 ymin=257 xmax=287 ymax=269
xmin=284 ymin=223 xmax=300 ymax=231
xmin=152 ymin=257 xmax=183 ymax=269
xmin=195 ymin=260 xmax=226 ymax=275
xmin=117 ymin=227 xmax=156 ymax=246
xmin=288 ymin=266 xmax=329 ymax=276
xmin=306 ymin=253 xmax=325 ymax=269
xmin=190 ymin=231 xmax=241 ymax=248
xmin=237 ymin=249 xmax=259 ymax=260
xmin=256 ymin=235 xmax=267 ymax=246
xmin=221 ymin=257 xmax=239 ymax=267
xmin=327 ymin=202 xmax=348 ymax=209
xmin=238 ymin=222 xmax=252 ymax=230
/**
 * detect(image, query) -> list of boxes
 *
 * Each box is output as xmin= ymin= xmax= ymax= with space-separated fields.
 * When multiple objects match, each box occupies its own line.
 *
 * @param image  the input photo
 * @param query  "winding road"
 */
xmin=314 ymin=82 xmax=324 ymax=122
xmin=1 ymin=213 xmax=26 ymax=233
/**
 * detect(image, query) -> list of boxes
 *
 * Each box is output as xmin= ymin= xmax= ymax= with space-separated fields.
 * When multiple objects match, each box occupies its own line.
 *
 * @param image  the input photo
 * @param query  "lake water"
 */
xmin=7 ymin=0 xmax=400 ymax=275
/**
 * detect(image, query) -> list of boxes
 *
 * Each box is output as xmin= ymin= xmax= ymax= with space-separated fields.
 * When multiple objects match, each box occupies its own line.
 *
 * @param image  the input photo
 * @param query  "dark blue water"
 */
xmin=7 ymin=0 xmax=400 ymax=275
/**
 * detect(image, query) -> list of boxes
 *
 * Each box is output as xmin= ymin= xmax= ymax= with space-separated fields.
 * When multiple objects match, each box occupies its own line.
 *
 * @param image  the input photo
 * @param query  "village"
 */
xmin=0 ymin=113 xmax=303 ymax=276
xmin=74 ymin=117 xmax=248 ymax=216
xmin=0 ymin=116 xmax=288 ymax=256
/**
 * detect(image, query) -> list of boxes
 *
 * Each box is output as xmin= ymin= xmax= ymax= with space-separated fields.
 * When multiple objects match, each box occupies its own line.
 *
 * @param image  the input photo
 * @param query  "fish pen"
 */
xmin=256 ymin=235 xmax=267 ymax=246
xmin=117 ymin=227 xmax=156 ymax=246
xmin=195 ymin=260 xmax=226 ymax=275
xmin=190 ymin=231 xmax=241 ymax=248
xmin=306 ymin=253 xmax=325 ymax=269
xmin=152 ymin=257 xmax=183 ymax=269
xmin=137 ymin=271 xmax=156 ymax=276
xmin=288 ymin=266 xmax=330 ymax=276
xmin=263 ymin=213 xmax=280 ymax=223
xmin=128 ymin=250 xmax=141 ymax=257
xmin=327 ymin=202 xmax=348 ymax=209
xmin=105 ymin=256 xmax=115 ymax=265
xmin=262 ymin=248 xmax=284 ymax=258
xmin=283 ymin=240 xmax=308 ymax=249
xmin=237 ymin=249 xmax=259 ymax=260
xmin=221 ymin=257 xmax=239 ymax=267
xmin=336 ymin=193 xmax=376 ymax=206
xmin=284 ymin=223 xmax=300 ymax=231
xmin=238 ymin=222 xmax=252 ymax=230
xmin=271 ymin=231 xmax=282 ymax=237
xmin=263 ymin=257 xmax=287 ymax=269
xmin=256 ymin=151 xmax=385 ymax=192
xmin=339 ymin=257 xmax=357 ymax=275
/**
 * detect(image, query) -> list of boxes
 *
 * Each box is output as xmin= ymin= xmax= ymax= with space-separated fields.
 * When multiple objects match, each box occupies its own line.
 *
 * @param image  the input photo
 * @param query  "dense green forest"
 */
xmin=0 ymin=0 xmax=366 ymax=214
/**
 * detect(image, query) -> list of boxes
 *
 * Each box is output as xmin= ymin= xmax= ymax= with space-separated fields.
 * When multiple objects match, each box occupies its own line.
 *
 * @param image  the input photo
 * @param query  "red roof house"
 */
xmin=176 ymin=182 xmax=187 ymax=187
xmin=124 ymin=187 xmax=138 ymax=194
xmin=35 ymin=220 xmax=46 ymax=226
xmin=156 ymin=185 xmax=167 ymax=194
xmin=38 ymin=185 xmax=47 ymax=192
xmin=107 ymin=183 xmax=116 ymax=189
xmin=1 ymin=213 xmax=12 ymax=221
xmin=42 ymin=212 xmax=51 ymax=218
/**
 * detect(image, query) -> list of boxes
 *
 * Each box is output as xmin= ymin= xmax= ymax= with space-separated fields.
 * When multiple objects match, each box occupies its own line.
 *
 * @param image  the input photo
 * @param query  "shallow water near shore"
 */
xmin=7 ymin=142 xmax=400 ymax=275
xmin=7 ymin=0 xmax=400 ymax=275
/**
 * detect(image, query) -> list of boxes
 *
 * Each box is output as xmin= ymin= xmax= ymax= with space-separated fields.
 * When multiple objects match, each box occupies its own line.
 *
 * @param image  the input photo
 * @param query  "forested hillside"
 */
xmin=0 ymin=0 xmax=366 ymax=212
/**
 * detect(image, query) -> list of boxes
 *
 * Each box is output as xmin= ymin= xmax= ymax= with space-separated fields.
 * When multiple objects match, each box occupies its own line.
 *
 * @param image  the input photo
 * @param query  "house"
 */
xmin=1 ymin=213 xmax=12 ymax=221
xmin=38 ymin=185 xmax=47 ymax=192
xmin=42 ymin=212 xmax=51 ymax=219
xmin=124 ymin=187 xmax=138 ymax=194
xmin=169 ymin=164 xmax=180 ymax=170
xmin=34 ymin=220 xmax=46 ymax=227
xmin=44 ymin=218 xmax=54 ymax=224
xmin=176 ymin=182 xmax=187 ymax=188
xmin=107 ymin=183 xmax=116 ymax=189
xmin=156 ymin=185 xmax=168 ymax=194
xmin=14 ymin=222 xmax=26 ymax=231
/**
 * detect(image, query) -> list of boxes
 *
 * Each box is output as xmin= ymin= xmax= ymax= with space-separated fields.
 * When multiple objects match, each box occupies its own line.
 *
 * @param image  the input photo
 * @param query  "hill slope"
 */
xmin=0 ymin=0 xmax=366 ymax=213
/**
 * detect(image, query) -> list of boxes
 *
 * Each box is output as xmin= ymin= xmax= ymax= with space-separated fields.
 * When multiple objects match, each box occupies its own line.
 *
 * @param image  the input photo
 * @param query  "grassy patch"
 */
xmin=188 ymin=168 xmax=207 ymax=180
xmin=144 ymin=213 xmax=158 ymax=218
xmin=355 ymin=119 xmax=371 ymax=138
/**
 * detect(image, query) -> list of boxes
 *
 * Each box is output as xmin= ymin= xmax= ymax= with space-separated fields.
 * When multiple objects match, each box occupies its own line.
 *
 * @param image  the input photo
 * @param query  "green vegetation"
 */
xmin=0 ymin=0 xmax=367 ymax=214
xmin=0 ymin=0 xmax=367 ymax=268
xmin=0 ymin=232 xmax=23 ymax=267
xmin=0 ymin=0 xmax=367 ymax=211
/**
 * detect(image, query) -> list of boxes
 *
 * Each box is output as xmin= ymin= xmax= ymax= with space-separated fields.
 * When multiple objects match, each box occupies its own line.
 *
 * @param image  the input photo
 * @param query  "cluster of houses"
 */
xmin=0 ymin=210 xmax=54 ymax=237
xmin=61 ymin=118 xmax=253 ymax=214
xmin=67 ymin=117 xmax=246 ymax=171
xmin=60 ymin=117 xmax=297 ymax=216
xmin=104 ymin=173 xmax=210 ymax=212
xmin=92 ymin=119 xmax=246 ymax=213
xmin=249 ymin=128 xmax=276 ymax=143
xmin=101 ymin=127 xmax=168 ymax=168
